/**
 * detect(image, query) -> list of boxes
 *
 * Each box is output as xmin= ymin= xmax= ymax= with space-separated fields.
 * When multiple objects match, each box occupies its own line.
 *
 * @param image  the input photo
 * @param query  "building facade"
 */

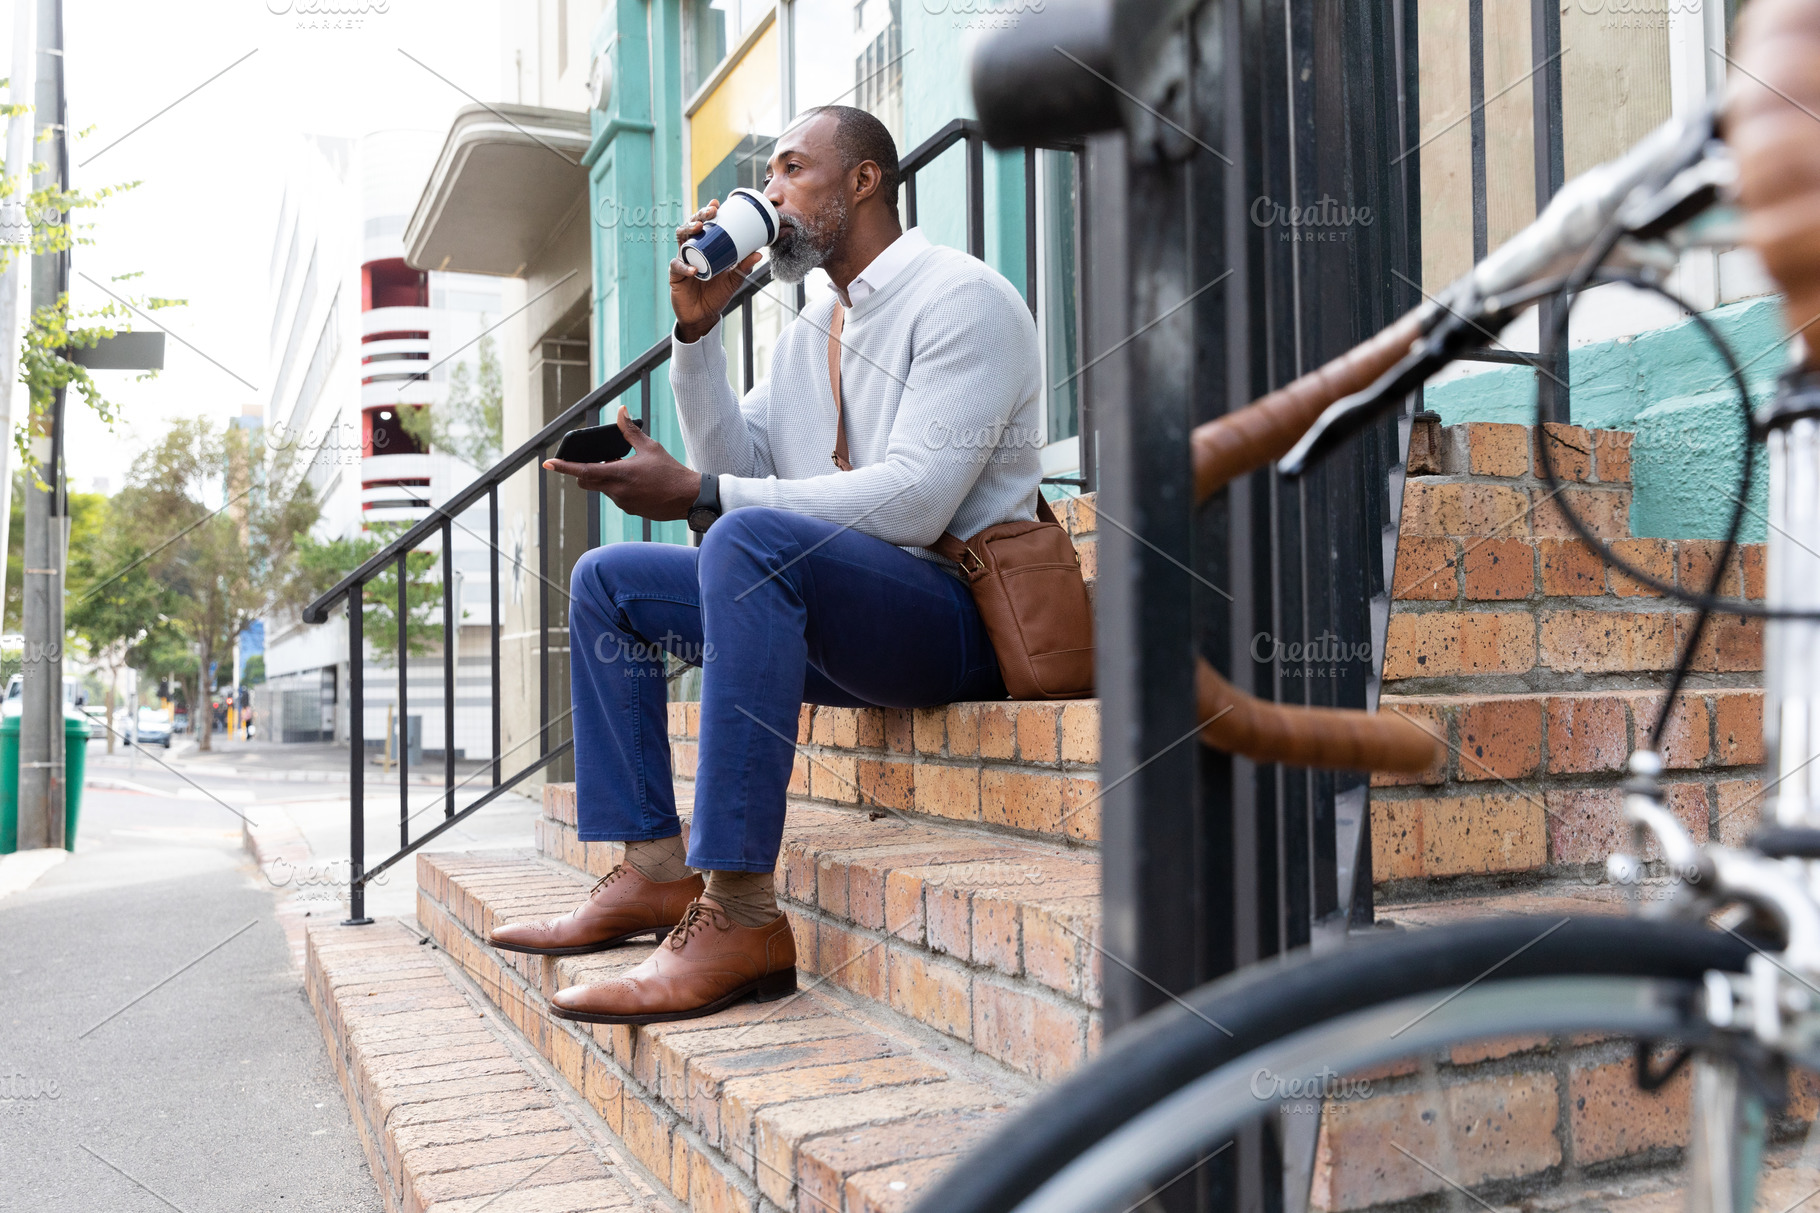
xmin=260 ymin=130 xmax=511 ymax=762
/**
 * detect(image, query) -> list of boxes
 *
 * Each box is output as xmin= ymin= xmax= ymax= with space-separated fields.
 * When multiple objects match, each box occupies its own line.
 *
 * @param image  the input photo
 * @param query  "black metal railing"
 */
xmin=302 ymin=119 xmax=1083 ymax=923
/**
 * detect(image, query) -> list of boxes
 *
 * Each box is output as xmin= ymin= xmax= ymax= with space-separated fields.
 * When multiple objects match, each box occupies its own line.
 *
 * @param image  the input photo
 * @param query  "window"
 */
xmin=363 ymin=406 xmax=428 ymax=457
xmin=363 ymin=258 xmax=429 ymax=311
xmin=684 ymin=0 xmax=773 ymax=97
xmin=1040 ymin=150 xmax=1083 ymax=447
xmin=852 ymin=0 xmax=903 ymax=148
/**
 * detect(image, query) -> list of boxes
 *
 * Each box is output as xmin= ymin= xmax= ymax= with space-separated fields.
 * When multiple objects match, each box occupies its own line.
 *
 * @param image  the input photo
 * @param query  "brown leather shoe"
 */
xmin=547 ymin=899 xmax=797 ymax=1025
xmin=488 ymin=864 xmax=704 ymax=956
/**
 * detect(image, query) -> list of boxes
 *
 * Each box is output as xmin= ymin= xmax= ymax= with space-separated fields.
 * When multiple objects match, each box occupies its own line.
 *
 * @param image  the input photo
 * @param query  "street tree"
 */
xmin=121 ymin=417 xmax=318 ymax=751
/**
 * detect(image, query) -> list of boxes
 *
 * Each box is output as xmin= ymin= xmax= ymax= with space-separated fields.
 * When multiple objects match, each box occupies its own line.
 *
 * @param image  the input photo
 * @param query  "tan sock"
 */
xmin=703 ymin=870 xmax=780 ymax=927
xmin=624 ymin=835 xmax=691 ymax=883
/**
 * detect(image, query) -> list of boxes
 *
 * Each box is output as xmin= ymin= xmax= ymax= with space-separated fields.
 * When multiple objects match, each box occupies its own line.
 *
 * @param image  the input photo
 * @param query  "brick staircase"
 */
xmin=304 ymin=494 xmax=1104 ymax=1213
xmin=299 ymin=437 xmax=1777 ymax=1213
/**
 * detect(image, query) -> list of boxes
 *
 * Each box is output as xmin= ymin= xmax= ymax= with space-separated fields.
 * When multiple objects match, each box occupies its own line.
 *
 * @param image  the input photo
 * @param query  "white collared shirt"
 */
xmin=843 ymin=227 xmax=932 ymax=306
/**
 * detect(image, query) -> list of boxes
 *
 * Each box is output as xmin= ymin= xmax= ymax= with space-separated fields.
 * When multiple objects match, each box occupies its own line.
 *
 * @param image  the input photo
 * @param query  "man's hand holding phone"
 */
xmin=543 ymin=406 xmax=701 ymax=521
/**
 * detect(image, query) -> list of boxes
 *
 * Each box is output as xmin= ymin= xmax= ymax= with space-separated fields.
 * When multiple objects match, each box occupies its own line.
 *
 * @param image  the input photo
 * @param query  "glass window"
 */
xmin=1041 ymin=149 xmax=1083 ymax=446
xmin=852 ymin=0 xmax=903 ymax=148
xmin=685 ymin=0 xmax=773 ymax=97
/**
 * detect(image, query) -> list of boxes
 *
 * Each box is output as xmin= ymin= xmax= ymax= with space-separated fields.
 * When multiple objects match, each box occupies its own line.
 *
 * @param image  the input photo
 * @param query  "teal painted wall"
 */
xmin=900 ymin=6 xmax=1029 ymax=301
xmin=1422 ymin=297 xmax=1783 ymax=542
xmin=587 ymin=0 xmax=690 ymax=548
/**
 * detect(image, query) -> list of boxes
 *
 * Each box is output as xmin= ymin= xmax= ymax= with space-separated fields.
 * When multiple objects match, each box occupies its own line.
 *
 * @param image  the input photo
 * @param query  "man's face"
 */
xmin=763 ymin=114 xmax=849 ymax=284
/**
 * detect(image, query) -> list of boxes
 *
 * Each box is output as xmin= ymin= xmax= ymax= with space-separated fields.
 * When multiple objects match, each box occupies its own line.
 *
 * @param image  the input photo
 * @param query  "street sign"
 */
xmin=68 ymin=331 xmax=164 ymax=370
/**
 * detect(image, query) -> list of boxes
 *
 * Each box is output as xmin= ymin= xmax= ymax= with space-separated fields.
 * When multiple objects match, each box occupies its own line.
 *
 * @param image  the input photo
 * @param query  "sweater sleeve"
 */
xmin=717 ymin=278 xmax=1038 ymax=548
xmin=668 ymin=319 xmax=776 ymax=479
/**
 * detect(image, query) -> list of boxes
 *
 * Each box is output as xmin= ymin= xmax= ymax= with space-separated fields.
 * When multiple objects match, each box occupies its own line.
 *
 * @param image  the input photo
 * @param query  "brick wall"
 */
xmin=1373 ymin=422 xmax=1766 ymax=891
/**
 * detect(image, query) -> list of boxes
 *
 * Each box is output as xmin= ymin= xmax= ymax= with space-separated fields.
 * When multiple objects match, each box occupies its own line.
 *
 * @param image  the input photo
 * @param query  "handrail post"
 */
xmin=344 ymin=584 xmax=372 ymax=925
xmin=1023 ymin=146 xmax=1038 ymax=319
xmin=640 ymin=371 xmax=653 ymax=543
xmin=538 ymin=456 xmax=550 ymax=757
xmin=442 ymin=519 xmax=455 ymax=818
xmin=489 ymin=485 xmax=501 ymax=789
xmin=398 ymin=550 xmax=409 ymax=849
xmin=966 ymin=132 xmax=985 ymax=260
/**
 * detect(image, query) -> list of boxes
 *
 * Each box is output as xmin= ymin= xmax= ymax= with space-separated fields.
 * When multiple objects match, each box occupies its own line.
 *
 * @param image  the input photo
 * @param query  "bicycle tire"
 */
xmin=910 ymin=916 xmax=1756 ymax=1213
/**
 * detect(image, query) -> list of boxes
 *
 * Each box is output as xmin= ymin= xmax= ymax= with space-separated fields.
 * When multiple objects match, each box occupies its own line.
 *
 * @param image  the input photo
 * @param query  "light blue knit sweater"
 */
xmin=669 ymin=243 xmax=1045 ymax=557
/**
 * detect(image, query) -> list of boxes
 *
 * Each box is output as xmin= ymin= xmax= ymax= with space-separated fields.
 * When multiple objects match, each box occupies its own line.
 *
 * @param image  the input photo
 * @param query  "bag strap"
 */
xmin=823 ymin=300 xmax=1063 ymax=564
xmin=827 ymin=304 xmax=853 ymax=472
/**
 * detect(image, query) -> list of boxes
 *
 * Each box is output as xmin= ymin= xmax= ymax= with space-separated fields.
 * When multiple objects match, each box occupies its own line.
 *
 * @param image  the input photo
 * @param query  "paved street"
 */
xmin=0 ymin=740 xmax=544 ymax=1211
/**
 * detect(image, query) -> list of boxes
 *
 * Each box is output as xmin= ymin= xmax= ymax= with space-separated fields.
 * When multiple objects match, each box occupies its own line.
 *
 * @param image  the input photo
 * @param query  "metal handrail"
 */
xmin=310 ymin=117 xmax=1080 ymax=923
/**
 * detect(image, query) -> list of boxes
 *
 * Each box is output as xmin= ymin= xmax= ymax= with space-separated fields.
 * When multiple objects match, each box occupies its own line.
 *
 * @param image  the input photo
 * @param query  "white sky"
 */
xmin=1 ymin=0 xmax=503 ymax=494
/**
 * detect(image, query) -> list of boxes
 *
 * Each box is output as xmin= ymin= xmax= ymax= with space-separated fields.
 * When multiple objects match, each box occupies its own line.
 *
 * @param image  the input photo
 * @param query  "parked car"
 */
xmin=114 ymin=706 xmax=172 ymax=748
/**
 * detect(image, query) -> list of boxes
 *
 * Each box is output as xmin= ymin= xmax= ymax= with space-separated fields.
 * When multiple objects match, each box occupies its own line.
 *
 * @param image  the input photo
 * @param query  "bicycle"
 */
xmin=911 ymin=1 xmax=1820 ymax=1210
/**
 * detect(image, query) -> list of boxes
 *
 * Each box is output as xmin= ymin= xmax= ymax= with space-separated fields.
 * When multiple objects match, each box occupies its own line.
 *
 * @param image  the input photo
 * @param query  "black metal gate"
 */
xmin=977 ymin=2 xmax=1421 ymax=1203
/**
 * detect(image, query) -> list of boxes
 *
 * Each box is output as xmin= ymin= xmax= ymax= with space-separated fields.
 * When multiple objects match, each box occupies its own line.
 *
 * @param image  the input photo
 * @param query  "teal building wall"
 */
xmin=1422 ymin=298 xmax=1783 ymax=541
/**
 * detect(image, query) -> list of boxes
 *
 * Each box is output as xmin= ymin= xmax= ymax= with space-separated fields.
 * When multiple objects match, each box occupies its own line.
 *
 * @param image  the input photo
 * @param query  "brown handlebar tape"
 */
xmin=1725 ymin=0 xmax=1820 ymax=371
xmin=1187 ymin=307 xmax=1440 ymax=774
xmin=1191 ymin=311 xmax=1425 ymax=504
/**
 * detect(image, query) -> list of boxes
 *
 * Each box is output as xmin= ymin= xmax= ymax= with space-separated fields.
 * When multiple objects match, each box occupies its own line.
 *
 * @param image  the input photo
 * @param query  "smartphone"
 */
xmin=554 ymin=419 xmax=643 ymax=464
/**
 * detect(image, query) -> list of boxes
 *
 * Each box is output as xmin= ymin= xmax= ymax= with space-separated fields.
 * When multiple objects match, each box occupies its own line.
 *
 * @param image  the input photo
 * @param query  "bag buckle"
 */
xmin=956 ymin=545 xmax=986 ymax=576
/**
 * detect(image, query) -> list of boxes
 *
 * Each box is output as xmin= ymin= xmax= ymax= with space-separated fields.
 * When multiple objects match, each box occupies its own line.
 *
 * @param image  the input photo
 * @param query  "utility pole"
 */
xmin=18 ymin=0 xmax=64 ymax=851
xmin=0 ymin=0 xmax=37 ymax=584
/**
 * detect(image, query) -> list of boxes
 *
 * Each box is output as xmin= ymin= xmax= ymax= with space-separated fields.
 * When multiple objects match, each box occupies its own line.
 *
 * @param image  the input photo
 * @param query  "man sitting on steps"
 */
xmin=489 ymin=104 xmax=1043 ymax=1025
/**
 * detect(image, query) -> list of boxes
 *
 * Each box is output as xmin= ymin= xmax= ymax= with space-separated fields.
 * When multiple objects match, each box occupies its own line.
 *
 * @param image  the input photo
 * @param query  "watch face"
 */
xmin=688 ymin=507 xmax=717 ymax=533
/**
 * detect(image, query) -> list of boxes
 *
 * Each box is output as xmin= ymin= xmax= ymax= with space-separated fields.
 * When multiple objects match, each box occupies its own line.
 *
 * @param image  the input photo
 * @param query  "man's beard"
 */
xmin=767 ymin=195 xmax=847 ymax=284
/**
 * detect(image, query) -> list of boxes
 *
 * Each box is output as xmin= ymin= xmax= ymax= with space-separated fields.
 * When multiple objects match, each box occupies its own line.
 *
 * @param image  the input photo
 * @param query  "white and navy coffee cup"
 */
xmin=680 ymin=187 xmax=780 ymax=280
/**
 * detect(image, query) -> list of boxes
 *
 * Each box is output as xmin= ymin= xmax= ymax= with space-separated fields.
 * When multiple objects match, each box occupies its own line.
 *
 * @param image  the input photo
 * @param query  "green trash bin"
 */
xmin=0 ymin=711 xmax=90 ymax=854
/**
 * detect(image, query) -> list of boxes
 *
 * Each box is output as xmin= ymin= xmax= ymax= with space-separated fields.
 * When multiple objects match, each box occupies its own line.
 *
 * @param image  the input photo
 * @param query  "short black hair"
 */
xmin=796 ymin=104 xmax=900 ymax=207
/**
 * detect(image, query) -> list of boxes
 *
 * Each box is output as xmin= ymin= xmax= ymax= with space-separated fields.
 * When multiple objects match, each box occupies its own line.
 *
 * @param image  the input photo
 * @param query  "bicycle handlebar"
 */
xmin=1188 ymin=310 xmax=1442 ymax=774
xmin=1725 ymin=0 xmax=1820 ymax=370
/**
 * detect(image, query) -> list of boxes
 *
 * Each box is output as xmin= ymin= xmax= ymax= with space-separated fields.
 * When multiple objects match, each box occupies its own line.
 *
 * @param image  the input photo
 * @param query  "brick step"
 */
xmin=1325 ymin=883 xmax=1820 ymax=1211
xmin=538 ymin=783 xmax=1103 ymax=1080
xmin=417 ymin=849 xmax=1035 ymax=1213
xmin=305 ymin=917 xmax=679 ymax=1213
xmin=668 ymin=700 xmax=1101 ymax=845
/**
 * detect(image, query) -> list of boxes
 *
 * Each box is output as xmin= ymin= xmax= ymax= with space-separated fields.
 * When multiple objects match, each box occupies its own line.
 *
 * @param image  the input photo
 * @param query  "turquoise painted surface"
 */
xmin=901 ymin=4 xmax=1030 ymax=299
xmin=1422 ymin=297 xmax=1785 ymax=541
xmin=587 ymin=0 xmax=690 ymax=548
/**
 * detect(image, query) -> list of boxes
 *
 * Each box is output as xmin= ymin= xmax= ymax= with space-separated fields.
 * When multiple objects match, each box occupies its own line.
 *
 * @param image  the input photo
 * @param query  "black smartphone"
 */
xmin=554 ymin=419 xmax=643 ymax=464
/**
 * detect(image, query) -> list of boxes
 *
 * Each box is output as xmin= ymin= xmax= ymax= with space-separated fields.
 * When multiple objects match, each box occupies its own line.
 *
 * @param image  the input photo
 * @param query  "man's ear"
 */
xmin=850 ymin=159 xmax=882 ymax=206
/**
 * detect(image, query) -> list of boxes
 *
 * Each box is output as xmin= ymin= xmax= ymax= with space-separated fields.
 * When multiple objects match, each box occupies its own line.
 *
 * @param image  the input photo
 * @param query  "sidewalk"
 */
xmin=86 ymin=733 xmax=493 ymax=788
xmin=0 ymin=774 xmax=382 ymax=1210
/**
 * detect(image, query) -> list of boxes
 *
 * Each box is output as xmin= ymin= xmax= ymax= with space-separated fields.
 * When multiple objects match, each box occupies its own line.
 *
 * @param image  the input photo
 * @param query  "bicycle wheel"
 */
xmin=911 ymin=916 xmax=1820 ymax=1213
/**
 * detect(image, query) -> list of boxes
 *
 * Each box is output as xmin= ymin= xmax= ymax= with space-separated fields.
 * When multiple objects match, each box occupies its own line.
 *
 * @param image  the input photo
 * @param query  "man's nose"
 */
xmin=764 ymin=177 xmax=787 ymax=207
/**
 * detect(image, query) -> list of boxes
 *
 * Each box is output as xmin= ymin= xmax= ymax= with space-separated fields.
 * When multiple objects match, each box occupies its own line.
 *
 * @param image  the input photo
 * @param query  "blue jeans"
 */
xmin=568 ymin=506 xmax=1005 ymax=871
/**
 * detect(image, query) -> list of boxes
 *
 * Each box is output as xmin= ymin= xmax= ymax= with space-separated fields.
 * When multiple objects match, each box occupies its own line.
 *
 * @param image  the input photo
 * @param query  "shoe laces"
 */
xmin=665 ymin=900 xmax=734 ymax=949
xmin=588 ymin=865 xmax=630 ymax=900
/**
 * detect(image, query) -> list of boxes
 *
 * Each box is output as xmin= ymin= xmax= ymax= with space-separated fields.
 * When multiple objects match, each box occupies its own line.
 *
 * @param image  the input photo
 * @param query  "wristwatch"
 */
xmin=687 ymin=473 xmax=722 ymax=534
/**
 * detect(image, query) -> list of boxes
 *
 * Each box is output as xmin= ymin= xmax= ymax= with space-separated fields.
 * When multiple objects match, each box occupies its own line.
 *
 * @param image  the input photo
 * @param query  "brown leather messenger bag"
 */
xmin=826 ymin=305 xmax=1094 ymax=700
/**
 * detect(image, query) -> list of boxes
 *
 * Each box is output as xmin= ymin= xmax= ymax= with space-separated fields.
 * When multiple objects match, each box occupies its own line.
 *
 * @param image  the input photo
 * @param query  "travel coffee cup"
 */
xmin=680 ymin=187 xmax=780 ymax=279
